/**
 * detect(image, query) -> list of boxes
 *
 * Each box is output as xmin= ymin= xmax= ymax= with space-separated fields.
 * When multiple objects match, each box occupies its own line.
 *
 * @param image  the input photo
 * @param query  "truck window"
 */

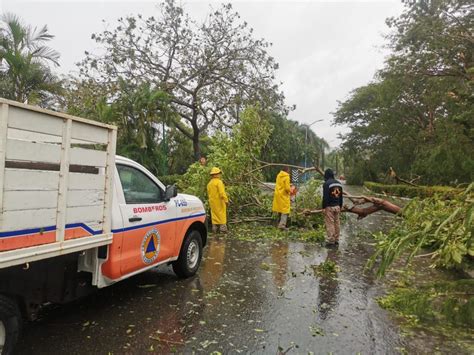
xmin=117 ymin=164 xmax=163 ymax=204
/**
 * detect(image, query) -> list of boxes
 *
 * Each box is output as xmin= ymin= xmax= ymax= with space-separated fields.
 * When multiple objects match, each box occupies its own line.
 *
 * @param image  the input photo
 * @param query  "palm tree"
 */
xmin=0 ymin=13 xmax=61 ymax=104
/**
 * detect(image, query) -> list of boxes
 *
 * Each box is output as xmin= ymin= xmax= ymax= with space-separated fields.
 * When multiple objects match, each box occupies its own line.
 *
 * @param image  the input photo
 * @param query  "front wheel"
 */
xmin=172 ymin=230 xmax=203 ymax=278
xmin=0 ymin=295 xmax=21 ymax=355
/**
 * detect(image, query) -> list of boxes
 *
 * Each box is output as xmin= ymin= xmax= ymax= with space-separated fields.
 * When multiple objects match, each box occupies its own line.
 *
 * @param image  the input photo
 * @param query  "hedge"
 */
xmin=363 ymin=182 xmax=462 ymax=199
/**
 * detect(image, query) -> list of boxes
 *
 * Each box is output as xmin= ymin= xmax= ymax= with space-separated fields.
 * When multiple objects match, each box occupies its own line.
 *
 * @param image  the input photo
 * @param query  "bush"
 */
xmin=364 ymin=182 xmax=462 ymax=199
xmin=158 ymin=174 xmax=182 ymax=186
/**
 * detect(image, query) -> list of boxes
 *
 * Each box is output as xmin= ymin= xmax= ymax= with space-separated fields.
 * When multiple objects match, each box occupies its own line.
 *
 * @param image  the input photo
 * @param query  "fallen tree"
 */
xmin=344 ymin=194 xmax=402 ymax=218
xmin=368 ymin=183 xmax=474 ymax=275
xmin=250 ymin=160 xmax=403 ymax=219
xmin=341 ymin=193 xmax=402 ymax=219
xmin=179 ymin=111 xmax=404 ymax=222
xmin=301 ymin=193 xmax=402 ymax=219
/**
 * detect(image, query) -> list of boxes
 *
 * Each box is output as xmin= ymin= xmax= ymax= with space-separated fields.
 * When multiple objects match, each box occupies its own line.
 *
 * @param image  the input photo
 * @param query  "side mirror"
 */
xmin=164 ymin=184 xmax=178 ymax=201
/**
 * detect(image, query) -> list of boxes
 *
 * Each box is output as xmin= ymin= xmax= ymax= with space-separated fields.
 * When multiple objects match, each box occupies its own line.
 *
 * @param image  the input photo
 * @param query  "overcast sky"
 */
xmin=1 ymin=0 xmax=404 ymax=148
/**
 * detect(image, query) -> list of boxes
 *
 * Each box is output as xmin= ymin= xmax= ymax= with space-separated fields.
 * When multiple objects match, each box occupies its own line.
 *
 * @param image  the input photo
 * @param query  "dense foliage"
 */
xmin=335 ymin=0 xmax=474 ymax=185
xmin=368 ymin=183 xmax=473 ymax=276
xmin=261 ymin=113 xmax=329 ymax=181
xmin=179 ymin=106 xmax=273 ymax=217
xmin=64 ymin=80 xmax=174 ymax=176
xmin=179 ymin=106 xmax=326 ymax=228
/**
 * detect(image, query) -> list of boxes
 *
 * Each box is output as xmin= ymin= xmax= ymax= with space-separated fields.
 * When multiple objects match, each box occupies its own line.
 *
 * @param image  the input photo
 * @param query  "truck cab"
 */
xmin=0 ymin=99 xmax=207 ymax=354
xmin=101 ymin=155 xmax=207 ymax=284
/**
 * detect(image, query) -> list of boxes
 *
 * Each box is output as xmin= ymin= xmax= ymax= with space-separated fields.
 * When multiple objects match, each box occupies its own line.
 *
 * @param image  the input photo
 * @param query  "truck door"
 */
xmin=116 ymin=164 xmax=176 ymax=276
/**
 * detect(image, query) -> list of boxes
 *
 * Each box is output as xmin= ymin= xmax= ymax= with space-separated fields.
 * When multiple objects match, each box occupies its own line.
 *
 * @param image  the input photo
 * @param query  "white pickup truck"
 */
xmin=0 ymin=99 xmax=207 ymax=354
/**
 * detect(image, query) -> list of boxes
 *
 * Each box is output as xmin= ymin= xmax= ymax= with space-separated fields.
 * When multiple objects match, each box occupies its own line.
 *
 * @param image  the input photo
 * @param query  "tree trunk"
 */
xmin=191 ymin=110 xmax=201 ymax=160
xmin=192 ymin=131 xmax=201 ymax=160
xmin=345 ymin=197 xmax=402 ymax=219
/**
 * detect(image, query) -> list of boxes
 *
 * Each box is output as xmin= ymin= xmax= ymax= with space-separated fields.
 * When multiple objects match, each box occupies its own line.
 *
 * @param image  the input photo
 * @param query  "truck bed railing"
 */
xmin=0 ymin=99 xmax=117 ymax=269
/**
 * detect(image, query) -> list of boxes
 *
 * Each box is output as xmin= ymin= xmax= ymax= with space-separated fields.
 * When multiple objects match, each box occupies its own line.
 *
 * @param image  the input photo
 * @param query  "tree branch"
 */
xmin=389 ymin=167 xmax=419 ymax=186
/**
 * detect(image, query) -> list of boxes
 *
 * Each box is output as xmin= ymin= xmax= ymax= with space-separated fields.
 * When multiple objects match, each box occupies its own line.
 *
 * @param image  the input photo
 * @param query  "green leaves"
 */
xmin=0 ymin=13 xmax=61 ymax=105
xmin=63 ymin=79 xmax=173 ymax=176
xmin=290 ymin=178 xmax=325 ymax=228
xmin=335 ymin=0 xmax=474 ymax=185
xmin=370 ymin=183 xmax=474 ymax=276
xmin=311 ymin=260 xmax=340 ymax=277
xmin=179 ymin=106 xmax=272 ymax=217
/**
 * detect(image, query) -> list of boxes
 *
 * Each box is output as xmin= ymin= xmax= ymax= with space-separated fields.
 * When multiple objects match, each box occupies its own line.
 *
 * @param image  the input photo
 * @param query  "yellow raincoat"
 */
xmin=207 ymin=177 xmax=229 ymax=224
xmin=272 ymin=170 xmax=291 ymax=214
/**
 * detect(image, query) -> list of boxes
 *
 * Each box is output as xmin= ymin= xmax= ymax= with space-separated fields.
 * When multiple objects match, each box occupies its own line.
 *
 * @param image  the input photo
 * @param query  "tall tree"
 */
xmin=79 ymin=0 xmax=285 ymax=159
xmin=0 ymin=13 xmax=61 ymax=105
xmin=335 ymin=0 xmax=473 ymax=185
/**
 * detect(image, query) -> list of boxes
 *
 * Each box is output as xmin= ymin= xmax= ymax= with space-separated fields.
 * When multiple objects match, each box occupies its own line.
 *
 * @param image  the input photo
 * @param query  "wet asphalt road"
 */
xmin=16 ymin=205 xmax=411 ymax=355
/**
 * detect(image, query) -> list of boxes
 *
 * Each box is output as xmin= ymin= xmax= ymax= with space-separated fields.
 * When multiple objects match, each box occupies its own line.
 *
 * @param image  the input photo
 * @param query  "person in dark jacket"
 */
xmin=322 ymin=168 xmax=343 ymax=246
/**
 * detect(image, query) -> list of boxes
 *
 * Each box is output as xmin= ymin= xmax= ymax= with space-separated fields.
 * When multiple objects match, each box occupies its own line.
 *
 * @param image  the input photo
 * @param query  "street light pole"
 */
xmin=303 ymin=119 xmax=324 ymax=169
xmin=304 ymin=127 xmax=308 ymax=169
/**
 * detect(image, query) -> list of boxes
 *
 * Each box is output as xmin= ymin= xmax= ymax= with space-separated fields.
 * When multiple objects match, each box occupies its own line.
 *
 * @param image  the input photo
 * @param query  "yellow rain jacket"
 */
xmin=207 ymin=177 xmax=229 ymax=224
xmin=272 ymin=170 xmax=291 ymax=214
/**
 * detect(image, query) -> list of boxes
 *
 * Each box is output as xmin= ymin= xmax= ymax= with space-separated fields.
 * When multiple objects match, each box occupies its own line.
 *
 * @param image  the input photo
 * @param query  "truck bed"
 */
xmin=0 ymin=99 xmax=117 ymax=268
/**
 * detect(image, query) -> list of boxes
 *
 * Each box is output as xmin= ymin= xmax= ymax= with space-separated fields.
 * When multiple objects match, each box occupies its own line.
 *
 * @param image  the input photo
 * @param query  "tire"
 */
xmin=173 ymin=230 xmax=203 ymax=278
xmin=0 ymin=295 xmax=21 ymax=355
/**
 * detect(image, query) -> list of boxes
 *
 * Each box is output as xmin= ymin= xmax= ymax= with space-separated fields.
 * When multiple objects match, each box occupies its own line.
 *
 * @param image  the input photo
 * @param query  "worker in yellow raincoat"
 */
xmin=272 ymin=166 xmax=291 ymax=229
xmin=207 ymin=167 xmax=229 ymax=233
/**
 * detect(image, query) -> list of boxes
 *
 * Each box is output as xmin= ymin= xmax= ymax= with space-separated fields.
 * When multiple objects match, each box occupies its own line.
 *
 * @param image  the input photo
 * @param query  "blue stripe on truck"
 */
xmin=0 ymin=213 xmax=206 ymax=239
xmin=111 ymin=213 xmax=206 ymax=233
xmin=0 ymin=225 xmax=57 ymax=238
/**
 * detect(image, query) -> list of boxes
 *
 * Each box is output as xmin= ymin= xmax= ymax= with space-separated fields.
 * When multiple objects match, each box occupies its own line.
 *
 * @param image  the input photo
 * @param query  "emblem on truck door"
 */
xmin=141 ymin=229 xmax=161 ymax=264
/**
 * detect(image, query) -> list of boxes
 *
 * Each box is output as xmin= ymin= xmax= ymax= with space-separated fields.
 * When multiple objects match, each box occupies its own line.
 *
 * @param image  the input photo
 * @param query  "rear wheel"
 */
xmin=173 ymin=230 xmax=203 ymax=278
xmin=0 ymin=295 xmax=21 ymax=355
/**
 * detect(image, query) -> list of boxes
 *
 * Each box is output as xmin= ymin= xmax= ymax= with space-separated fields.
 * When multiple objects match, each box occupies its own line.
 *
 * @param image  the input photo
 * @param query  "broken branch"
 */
xmin=389 ymin=167 xmax=419 ymax=187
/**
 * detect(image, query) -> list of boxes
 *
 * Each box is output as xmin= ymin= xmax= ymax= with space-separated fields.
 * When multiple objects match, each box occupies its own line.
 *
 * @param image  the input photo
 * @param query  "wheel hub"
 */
xmin=187 ymin=240 xmax=199 ymax=269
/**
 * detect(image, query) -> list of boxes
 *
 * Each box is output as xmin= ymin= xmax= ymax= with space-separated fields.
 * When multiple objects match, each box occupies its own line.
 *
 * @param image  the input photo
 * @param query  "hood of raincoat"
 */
xmin=324 ymin=168 xmax=335 ymax=181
